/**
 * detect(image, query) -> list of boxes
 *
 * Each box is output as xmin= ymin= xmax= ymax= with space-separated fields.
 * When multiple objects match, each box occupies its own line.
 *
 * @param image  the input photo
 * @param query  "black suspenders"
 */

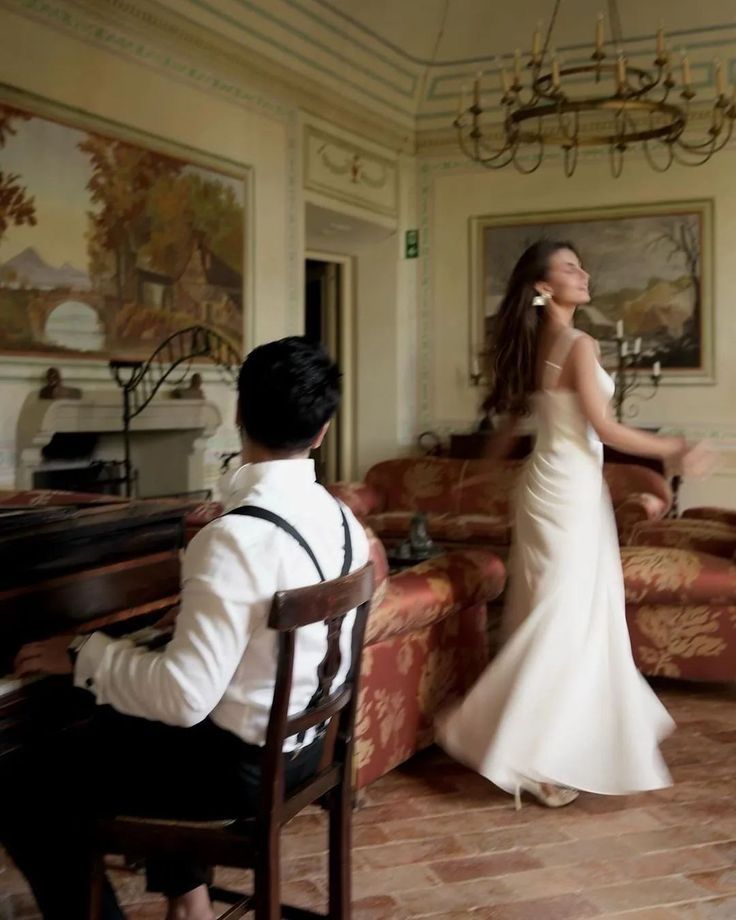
xmin=223 ymin=501 xmax=353 ymax=746
xmin=223 ymin=503 xmax=353 ymax=580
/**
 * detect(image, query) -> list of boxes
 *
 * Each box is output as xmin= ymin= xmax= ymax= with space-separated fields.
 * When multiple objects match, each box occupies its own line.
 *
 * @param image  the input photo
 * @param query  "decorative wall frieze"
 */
xmin=304 ymin=125 xmax=398 ymax=217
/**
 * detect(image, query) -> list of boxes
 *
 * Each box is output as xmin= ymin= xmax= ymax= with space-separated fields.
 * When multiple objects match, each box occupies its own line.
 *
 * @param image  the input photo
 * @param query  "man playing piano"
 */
xmin=2 ymin=336 xmax=369 ymax=920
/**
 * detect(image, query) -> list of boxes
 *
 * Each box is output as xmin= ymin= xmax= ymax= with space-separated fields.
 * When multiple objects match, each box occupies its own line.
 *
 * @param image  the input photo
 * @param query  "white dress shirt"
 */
xmin=74 ymin=459 xmax=369 ymax=749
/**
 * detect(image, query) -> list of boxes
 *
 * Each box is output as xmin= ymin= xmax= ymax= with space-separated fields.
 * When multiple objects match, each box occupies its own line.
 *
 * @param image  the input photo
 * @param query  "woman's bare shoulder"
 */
xmin=570 ymin=330 xmax=601 ymax=356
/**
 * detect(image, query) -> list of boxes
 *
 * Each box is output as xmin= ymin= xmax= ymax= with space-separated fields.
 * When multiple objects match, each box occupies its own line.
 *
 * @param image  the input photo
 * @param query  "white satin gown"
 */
xmin=436 ymin=329 xmax=674 ymax=795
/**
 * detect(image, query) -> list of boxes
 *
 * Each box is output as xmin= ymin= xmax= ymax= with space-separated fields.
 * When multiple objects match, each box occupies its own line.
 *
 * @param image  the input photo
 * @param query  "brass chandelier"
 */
xmin=453 ymin=0 xmax=736 ymax=176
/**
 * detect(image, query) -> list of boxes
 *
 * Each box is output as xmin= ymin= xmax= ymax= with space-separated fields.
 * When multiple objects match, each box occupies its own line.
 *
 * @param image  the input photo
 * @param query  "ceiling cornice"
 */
xmin=4 ymin=0 xmax=415 ymax=154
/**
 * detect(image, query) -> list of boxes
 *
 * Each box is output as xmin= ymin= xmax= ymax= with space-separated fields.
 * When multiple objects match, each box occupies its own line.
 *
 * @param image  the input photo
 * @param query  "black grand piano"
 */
xmin=0 ymin=498 xmax=192 ymax=765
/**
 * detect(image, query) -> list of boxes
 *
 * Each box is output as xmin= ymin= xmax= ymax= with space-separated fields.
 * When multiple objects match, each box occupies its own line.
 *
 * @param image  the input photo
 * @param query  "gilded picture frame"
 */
xmin=469 ymin=200 xmax=715 ymax=385
xmin=0 ymin=85 xmax=252 ymax=375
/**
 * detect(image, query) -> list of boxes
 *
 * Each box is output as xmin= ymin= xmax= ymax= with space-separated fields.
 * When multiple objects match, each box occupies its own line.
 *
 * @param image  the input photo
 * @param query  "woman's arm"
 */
xmin=570 ymin=335 xmax=685 ymax=461
xmin=484 ymin=413 xmax=521 ymax=461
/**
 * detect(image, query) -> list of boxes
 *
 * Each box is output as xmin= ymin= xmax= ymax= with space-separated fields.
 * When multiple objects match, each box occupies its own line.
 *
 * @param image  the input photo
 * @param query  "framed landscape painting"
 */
xmin=0 ymin=99 xmax=247 ymax=362
xmin=470 ymin=201 xmax=714 ymax=384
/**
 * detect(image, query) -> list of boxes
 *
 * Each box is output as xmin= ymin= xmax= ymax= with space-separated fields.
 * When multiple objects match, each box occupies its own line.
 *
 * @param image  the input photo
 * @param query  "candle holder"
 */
xmin=610 ymin=325 xmax=661 ymax=422
xmin=469 ymin=349 xmax=488 ymax=387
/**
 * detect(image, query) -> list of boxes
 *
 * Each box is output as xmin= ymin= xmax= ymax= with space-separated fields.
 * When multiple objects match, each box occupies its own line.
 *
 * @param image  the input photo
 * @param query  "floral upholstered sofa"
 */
xmin=5 ymin=489 xmax=507 ymax=790
xmin=354 ymin=532 xmax=505 ymax=788
xmin=330 ymin=456 xmax=672 ymax=554
xmin=622 ymin=512 xmax=736 ymax=682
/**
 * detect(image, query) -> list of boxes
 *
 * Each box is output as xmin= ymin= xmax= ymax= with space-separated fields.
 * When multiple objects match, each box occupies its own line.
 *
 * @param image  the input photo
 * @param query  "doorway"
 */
xmin=304 ymin=255 xmax=353 ymax=483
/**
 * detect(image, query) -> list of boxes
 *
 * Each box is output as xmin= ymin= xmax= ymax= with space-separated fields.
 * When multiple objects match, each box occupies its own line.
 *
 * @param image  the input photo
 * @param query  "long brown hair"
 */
xmin=485 ymin=239 xmax=579 ymax=417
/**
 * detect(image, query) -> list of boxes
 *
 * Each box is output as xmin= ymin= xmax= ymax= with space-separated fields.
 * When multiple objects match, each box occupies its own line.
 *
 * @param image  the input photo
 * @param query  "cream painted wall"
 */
xmin=0 ymin=4 xmax=299 ymax=489
xmin=424 ymin=148 xmax=736 ymax=508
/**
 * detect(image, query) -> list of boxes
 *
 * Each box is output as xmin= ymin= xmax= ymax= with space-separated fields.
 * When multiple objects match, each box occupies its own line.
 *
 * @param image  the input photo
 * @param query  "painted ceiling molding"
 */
xmin=150 ymin=0 xmax=736 ymax=136
xmin=5 ymin=0 xmax=735 ymax=149
xmin=3 ymin=0 xmax=412 ymax=152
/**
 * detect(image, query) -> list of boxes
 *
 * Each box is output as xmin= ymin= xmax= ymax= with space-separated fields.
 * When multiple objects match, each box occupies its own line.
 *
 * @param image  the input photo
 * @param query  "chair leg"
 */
xmin=87 ymin=853 xmax=106 ymax=920
xmin=254 ymin=833 xmax=281 ymax=920
xmin=328 ymin=784 xmax=352 ymax=919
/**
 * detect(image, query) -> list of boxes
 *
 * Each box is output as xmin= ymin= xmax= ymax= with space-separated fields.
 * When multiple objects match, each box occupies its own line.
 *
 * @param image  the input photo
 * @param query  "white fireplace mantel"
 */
xmin=16 ymin=390 xmax=222 ymax=494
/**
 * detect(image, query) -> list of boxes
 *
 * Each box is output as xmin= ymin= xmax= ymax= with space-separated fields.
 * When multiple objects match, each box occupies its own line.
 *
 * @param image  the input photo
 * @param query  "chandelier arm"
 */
xmin=609 ymin=143 xmax=624 ymax=177
xmin=643 ymin=137 xmax=675 ymax=172
xmin=541 ymin=0 xmax=563 ymax=63
xmin=563 ymin=142 xmax=579 ymax=176
xmin=455 ymin=126 xmax=484 ymax=162
xmin=511 ymin=137 xmax=545 ymax=174
xmin=556 ymin=103 xmax=578 ymax=144
xmin=676 ymin=117 xmax=734 ymax=155
xmin=478 ymin=150 xmax=517 ymax=169
xmin=607 ymin=0 xmax=624 ymax=48
xmin=475 ymin=130 xmax=515 ymax=161
xmin=671 ymin=141 xmax=718 ymax=167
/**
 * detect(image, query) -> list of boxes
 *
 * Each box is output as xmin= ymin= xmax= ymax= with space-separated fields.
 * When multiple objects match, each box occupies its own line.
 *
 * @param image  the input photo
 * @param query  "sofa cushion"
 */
xmin=365 ymin=458 xmax=466 ymax=514
xmin=629 ymin=520 xmax=736 ymax=559
xmin=365 ymin=549 xmax=506 ymax=645
xmin=364 ymin=511 xmax=510 ymax=546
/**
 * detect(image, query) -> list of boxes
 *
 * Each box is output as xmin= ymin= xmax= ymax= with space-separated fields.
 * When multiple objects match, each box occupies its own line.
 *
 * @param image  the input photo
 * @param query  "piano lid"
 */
xmin=0 ymin=500 xmax=194 ymax=590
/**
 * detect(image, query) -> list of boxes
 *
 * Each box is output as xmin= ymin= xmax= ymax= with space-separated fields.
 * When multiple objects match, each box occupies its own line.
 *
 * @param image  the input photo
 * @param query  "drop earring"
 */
xmin=532 ymin=293 xmax=548 ymax=307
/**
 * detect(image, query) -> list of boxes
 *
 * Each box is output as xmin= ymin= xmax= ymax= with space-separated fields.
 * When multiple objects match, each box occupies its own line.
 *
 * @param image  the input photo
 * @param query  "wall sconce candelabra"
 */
xmin=611 ymin=320 xmax=661 ymax=422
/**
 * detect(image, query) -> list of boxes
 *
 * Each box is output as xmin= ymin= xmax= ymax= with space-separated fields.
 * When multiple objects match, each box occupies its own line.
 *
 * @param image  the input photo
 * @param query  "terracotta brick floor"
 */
xmin=2 ymin=680 xmax=736 ymax=918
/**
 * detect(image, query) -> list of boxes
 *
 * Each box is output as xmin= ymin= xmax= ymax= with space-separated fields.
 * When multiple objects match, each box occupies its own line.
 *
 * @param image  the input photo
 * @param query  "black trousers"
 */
xmin=0 ymin=706 xmax=321 ymax=919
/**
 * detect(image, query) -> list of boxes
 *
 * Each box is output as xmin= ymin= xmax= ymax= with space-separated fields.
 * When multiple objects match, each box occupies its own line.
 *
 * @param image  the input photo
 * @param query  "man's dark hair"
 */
xmin=237 ymin=336 xmax=341 ymax=451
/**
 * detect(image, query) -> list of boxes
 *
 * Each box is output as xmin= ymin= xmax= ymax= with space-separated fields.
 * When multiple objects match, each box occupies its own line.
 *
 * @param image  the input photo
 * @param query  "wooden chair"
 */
xmin=88 ymin=562 xmax=374 ymax=920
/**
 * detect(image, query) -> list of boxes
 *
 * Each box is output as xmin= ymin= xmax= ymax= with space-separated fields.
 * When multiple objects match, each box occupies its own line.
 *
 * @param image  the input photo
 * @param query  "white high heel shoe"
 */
xmin=514 ymin=779 xmax=579 ymax=810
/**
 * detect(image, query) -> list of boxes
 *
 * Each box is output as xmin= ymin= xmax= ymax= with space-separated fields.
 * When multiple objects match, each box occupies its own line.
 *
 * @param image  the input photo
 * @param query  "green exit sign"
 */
xmin=405 ymin=229 xmax=419 ymax=259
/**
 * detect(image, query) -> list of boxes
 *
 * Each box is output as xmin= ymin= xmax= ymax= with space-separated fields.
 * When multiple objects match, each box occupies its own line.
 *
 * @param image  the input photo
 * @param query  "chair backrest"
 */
xmin=259 ymin=563 xmax=374 ymax=826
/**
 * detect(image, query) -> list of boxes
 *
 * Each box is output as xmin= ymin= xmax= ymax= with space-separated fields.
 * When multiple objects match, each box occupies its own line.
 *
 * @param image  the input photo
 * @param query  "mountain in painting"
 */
xmin=0 ymin=247 xmax=91 ymax=290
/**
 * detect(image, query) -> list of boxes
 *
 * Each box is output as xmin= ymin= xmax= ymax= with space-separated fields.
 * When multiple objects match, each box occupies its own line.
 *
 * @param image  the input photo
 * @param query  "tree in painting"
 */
xmin=0 ymin=107 xmax=37 ymax=243
xmin=81 ymin=135 xmax=184 ymax=309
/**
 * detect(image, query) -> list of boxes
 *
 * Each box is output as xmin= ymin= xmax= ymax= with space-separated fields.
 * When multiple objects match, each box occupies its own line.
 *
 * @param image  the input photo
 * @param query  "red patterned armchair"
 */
xmin=354 ymin=532 xmax=505 ymax=788
xmin=330 ymin=456 xmax=672 ymax=554
xmin=623 ymin=510 xmax=736 ymax=682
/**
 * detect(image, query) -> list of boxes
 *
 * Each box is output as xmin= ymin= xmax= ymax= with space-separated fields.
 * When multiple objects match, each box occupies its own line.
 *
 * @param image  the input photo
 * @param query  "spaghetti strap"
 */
xmin=542 ymin=328 xmax=582 ymax=391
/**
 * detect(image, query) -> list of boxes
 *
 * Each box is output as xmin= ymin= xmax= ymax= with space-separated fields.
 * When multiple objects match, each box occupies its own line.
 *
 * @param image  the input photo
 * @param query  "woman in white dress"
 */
xmin=436 ymin=240 xmax=711 ymax=809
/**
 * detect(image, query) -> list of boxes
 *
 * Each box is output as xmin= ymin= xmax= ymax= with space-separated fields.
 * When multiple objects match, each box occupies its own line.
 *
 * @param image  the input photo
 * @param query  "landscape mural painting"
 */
xmin=0 ymin=102 xmax=245 ymax=360
xmin=472 ymin=202 xmax=713 ymax=382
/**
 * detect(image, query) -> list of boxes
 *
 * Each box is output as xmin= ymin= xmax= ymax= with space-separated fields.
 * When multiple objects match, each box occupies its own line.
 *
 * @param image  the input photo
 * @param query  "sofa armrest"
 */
xmin=622 ymin=546 xmax=736 ymax=606
xmin=628 ymin=519 xmax=736 ymax=560
xmin=683 ymin=507 xmax=736 ymax=528
xmin=328 ymin=481 xmax=386 ymax=518
xmin=365 ymin=549 xmax=506 ymax=646
xmin=604 ymin=463 xmax=673 ymax=512
xmin=615 ymin=493 xmax=669 ymax=542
